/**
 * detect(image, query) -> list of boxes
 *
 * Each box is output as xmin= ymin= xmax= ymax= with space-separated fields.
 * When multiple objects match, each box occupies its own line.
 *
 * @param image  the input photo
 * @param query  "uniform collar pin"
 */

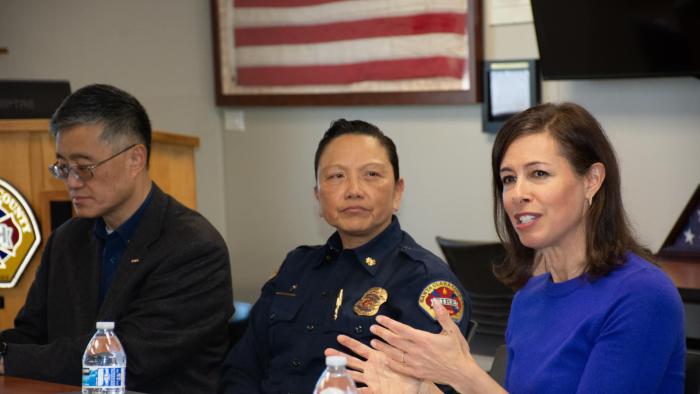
xmin=365 ymin=257 xmax=376 ymax=266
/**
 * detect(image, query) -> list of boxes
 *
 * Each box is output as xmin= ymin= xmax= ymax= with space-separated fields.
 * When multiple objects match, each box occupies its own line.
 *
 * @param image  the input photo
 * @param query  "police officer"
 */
xmin=219 ymin=119 xmax=471 ymax=393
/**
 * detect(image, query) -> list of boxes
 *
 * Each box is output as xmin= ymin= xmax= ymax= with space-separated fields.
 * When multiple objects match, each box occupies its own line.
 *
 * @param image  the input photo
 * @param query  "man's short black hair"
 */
xmin=50 ymin=84 xmax=152 ymax=163
xmin=314 ymin=119 xmax=399 ymax=182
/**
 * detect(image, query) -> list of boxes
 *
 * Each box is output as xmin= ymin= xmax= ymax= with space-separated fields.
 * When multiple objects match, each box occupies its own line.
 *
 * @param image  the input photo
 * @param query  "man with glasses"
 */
xmin=0 ymin=84 xmax=233 ymax=393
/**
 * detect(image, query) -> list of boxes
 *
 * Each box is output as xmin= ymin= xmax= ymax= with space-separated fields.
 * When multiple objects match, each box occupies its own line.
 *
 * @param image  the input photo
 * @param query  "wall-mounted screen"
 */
xmin=532 ymin=0 xmax=700 ymax=80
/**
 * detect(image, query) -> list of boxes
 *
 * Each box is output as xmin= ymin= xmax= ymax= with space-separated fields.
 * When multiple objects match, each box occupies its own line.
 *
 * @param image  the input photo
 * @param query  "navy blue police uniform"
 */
xmin=219 ymin=217 xmax=471 ymax=393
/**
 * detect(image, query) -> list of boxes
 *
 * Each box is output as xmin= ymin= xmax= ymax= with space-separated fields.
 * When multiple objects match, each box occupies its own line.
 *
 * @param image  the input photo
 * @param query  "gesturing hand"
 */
xmin=324 ymin=334 xmax=423 ymax=394
xmin=369 ymin=300 xmax=475 ymax=387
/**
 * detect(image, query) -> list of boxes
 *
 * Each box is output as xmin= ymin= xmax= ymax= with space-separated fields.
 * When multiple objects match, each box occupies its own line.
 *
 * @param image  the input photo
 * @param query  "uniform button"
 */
xmin=321 ymin=291 xmax=329 ymax=297
xmin=354 ymin=325 xmax=364 ymax=334
xmin=291 ymin=358 xmax=302 ymax=368
xmin=269 ymin=313 xmax=277 ymax=321
xmin=325 ymin=255 xmax=332 ymax=261
xmin=306 ymin=324 xmax=316 ymax=332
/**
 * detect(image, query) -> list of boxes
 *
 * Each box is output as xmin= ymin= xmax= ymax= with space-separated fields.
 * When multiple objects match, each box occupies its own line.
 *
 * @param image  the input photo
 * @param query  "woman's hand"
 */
xmin=325 ymin=334 xmax=423 ymax=394
xmin=369 ymin=300 xmax=475 ymax=387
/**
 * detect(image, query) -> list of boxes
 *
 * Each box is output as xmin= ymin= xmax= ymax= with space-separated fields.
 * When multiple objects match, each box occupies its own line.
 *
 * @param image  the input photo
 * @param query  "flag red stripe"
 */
xmin=236 ymin=57 xmax=466 ymax=86
xmin=234 ymin=0 xmax=344 ymax=7
xmin=235 ymin=13 xmax=466 ymax=46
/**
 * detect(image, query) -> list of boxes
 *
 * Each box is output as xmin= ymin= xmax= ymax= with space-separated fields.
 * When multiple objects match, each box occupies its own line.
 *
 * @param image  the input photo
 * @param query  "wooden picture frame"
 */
xmin=210 ymin=0 xmax=483 ymax=106
xmin=658 ymin=184 xmax=700 ymax=260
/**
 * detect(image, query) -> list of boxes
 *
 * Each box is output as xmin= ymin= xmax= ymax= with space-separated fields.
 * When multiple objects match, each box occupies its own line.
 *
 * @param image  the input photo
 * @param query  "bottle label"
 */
xmin=319 ymin=389 xmax=345 ymax=394
xmin=82 ymin=366 xmax=125 ymax=388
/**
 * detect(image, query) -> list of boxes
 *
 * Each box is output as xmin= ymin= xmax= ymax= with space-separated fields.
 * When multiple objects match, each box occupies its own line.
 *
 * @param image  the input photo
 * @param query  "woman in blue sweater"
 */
xmin=326 ymin=102 xmax=686 ymax=393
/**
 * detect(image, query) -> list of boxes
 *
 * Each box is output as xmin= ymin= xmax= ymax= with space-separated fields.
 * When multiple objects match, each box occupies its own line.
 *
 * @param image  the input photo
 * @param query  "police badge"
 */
xmin=353 ymin=287 xmax=388 ymax=316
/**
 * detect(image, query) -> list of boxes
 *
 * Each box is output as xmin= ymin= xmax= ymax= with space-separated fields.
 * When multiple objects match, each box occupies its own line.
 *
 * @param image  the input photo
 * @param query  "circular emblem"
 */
xmin=0 ymin=179 xmax=41 ymax=288
xmin=418 ymin=280 xmax=464 ymax=323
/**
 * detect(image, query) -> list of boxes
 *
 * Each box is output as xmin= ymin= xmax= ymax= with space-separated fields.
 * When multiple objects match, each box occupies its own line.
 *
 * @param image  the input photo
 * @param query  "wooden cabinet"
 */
xmin=0 ymin=119 xmax=199 ymax=328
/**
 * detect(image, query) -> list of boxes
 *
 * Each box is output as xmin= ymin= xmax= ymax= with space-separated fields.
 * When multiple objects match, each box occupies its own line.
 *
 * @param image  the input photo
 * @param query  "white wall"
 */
xmin=1 ymin=1 xmax=699 ymax=303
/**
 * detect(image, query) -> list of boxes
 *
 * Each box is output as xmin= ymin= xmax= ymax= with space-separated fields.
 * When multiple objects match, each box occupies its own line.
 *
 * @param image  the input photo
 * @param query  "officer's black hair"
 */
xmin=314 ymin=119 xmax=399 ymax=182
xmin=50 ymin=84 xmax=152 ymax=164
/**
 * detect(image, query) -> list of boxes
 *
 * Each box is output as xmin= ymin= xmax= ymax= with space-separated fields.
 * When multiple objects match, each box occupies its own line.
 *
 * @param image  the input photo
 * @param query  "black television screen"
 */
xmin=532 ymin=0 xmax=700 ymax=80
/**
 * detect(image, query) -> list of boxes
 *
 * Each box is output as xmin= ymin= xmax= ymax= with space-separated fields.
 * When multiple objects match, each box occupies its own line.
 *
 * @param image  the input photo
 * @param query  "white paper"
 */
xmin=490 ymin=69 xmax=530 ymax=117
xmin=489 ymin=0 xmax=533 ymax=26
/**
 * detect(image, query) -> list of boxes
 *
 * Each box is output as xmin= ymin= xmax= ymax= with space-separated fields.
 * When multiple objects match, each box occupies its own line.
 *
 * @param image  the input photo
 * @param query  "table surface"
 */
xmin=0 ymin=375 xmax=80 ymax=393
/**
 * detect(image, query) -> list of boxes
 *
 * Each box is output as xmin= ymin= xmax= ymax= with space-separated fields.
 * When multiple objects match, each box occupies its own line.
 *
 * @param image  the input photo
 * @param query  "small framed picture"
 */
xmin=482 ymin=59 xmax=539 ymax=133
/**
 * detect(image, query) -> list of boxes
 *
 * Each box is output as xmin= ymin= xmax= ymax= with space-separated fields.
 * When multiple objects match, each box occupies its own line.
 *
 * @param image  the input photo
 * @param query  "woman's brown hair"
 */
xmin=491 ymin=102 xmax=652 ymax=289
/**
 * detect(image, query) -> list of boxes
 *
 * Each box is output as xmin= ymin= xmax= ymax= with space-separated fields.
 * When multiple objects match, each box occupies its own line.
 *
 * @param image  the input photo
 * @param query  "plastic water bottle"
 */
xmin=82 ymin=321 xmax=126 ymax=394
xmin=313 ymin=355 xmax=358 ymax=394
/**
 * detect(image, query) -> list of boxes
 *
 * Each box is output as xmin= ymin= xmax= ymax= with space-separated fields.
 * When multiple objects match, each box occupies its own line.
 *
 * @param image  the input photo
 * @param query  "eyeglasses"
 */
xmin=48 ymin=144 xmax=137 ymax=181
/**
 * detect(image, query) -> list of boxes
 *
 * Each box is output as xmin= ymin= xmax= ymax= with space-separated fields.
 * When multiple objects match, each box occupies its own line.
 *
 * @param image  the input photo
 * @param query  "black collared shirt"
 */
xmin=221 ymin=216 xmax=471 ymax=394
xmin=94 ymin=187 xmax=153 ymax=307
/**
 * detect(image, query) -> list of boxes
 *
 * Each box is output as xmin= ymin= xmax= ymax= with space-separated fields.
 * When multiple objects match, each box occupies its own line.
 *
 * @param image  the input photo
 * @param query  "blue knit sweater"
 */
xmin=505 ymin=253 xmax=685 ymax=393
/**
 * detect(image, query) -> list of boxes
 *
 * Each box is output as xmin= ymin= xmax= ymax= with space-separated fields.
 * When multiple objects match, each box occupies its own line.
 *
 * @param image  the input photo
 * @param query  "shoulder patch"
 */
xmin=418 ymin=280 xmax=465 ymax=323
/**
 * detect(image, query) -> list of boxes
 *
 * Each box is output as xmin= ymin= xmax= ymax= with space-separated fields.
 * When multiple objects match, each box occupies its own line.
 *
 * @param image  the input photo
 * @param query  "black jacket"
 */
xmin=1 ymin=184 xmax=233 ymax=393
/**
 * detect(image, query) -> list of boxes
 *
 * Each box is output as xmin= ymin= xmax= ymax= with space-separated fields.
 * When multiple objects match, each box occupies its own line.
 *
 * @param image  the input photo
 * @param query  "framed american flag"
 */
xmin=658 ymin=184 xmax=700 ymax=260
xmin=210 ymin=0 xmax=483 ymax=106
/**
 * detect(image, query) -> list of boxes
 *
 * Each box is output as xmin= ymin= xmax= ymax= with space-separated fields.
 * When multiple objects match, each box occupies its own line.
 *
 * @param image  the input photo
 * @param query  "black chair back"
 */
xmin=436 ymin=237 xmax=514 ymax=339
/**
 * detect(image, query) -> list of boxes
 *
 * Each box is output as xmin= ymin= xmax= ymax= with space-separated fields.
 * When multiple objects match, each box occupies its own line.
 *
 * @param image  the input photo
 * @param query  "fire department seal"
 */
xmin=418 ymin=280 xmax=464 ymax=323
xmin=353 ymin=287 xmax=388 ymax=316
xmin=0 ymin=178 xmax=41 ymax=288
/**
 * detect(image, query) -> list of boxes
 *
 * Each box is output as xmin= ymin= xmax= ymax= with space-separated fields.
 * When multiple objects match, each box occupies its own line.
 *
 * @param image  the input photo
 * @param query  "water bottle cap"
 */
xmin=96 ymin=321 xmax=115 ymax=330
xmin=325 ymin=355 xmax=347 ymax=367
